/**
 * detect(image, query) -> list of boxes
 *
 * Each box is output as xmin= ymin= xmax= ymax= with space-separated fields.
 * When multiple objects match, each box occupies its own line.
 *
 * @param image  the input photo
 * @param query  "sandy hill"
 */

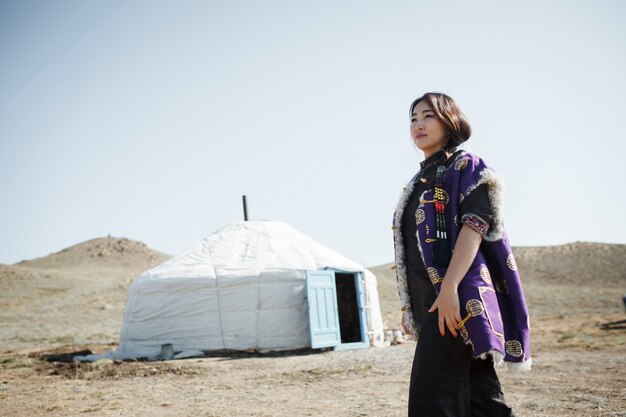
xmin=512 ymin=242 xmax=625 ymax=286
xmin=16 ymin=237 xmax=168 ymax=270
xmin=0 ymin=237 xmax=170 ymax=351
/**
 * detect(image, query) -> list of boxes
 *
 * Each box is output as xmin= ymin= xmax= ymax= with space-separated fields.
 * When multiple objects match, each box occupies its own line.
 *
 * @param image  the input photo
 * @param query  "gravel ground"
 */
xmin=1 ymin=238 xmax=625 ymax=416
xmin=2 ymin=313 xmax=625 ymax=417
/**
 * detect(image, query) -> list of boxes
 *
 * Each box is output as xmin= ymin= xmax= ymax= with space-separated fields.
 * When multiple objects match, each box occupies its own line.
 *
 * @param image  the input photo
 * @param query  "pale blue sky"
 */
xmin=1 ymin=0 xmax=625 ymax=266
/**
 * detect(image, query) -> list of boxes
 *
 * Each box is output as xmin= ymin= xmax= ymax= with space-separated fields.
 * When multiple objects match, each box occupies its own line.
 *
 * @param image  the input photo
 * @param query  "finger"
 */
xmin=428 ymin=302 xmax=438 ymax=313
xmin=453 ymin=312 xmax=462 ymax=330
xmin=455 ymin=311 xmax=462 ymax=322
xmin=438 ymin=314 xmax=445 ymax=336
xmin=446 ymin=317 xmax=458 ymax=337
xmin=452 ymin=316 xmax=460 ymax=330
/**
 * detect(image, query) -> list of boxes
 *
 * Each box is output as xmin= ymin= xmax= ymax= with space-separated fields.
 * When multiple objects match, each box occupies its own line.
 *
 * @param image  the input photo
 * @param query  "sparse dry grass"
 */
xmin=0 ymin=239 xmax=624 ymax=416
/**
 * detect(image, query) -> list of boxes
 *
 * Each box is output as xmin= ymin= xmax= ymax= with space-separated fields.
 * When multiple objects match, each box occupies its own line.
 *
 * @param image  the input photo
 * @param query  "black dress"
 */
xmin=400 ymin=150 xmax=514 ymax=417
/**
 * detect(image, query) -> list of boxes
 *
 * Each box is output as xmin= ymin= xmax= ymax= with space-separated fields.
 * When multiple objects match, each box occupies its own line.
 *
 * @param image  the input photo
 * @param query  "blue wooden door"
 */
xmin=306 ymin=270 xmax=341 ymax=349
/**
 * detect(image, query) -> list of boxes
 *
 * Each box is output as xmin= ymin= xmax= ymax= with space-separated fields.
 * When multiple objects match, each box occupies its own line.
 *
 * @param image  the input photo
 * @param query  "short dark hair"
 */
xmin=409 ymin=92 xmax=472 ymax=151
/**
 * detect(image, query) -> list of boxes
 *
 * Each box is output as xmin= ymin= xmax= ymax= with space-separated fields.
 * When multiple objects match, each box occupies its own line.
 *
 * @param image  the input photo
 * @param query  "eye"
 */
xmin=410 ymin=118 xmax=417 ymax=123
xmin=425 ymin=114 xmax=433 ymax=118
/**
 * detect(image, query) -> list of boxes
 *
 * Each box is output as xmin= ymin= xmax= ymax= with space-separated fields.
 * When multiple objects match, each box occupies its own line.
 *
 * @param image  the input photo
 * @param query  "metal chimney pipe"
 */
xmin=242 ymin=195 xmax=249 ymax=221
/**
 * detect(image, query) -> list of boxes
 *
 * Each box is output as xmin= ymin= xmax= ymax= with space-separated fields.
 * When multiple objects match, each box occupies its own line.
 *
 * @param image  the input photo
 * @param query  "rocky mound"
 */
xmin=1 ymin=237 xmax=170 ymax=351
xmin=16 ymin=236 xmax=170 ymax=270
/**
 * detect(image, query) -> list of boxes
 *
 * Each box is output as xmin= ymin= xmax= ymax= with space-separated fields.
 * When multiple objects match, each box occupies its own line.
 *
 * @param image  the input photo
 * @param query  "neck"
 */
xmin=423 ymin=149 xmax=449 ymax=160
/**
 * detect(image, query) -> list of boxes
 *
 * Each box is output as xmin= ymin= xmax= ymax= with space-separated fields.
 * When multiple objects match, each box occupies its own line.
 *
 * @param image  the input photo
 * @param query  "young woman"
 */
xmin=392 ymin=92 xmax=531 ymax=416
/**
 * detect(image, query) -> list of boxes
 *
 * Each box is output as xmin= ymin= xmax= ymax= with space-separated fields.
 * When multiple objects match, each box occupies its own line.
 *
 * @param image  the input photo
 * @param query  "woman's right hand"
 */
xmin=401 ymin=311 xmax=412 ymax=336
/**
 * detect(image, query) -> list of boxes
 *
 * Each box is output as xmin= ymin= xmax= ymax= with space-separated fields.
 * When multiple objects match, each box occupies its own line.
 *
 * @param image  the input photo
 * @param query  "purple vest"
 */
xmin=393 ymin=151 xmax=531 ymax=369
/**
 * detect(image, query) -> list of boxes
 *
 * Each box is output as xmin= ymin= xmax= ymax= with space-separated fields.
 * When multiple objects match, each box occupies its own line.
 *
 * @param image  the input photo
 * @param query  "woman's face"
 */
xmin=410 ymin=100 xmax=449 ymax=158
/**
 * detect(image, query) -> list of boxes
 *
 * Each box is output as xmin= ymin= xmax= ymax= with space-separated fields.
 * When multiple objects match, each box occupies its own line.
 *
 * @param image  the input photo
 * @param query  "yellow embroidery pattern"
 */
xmin=455 ymin=158 xmax=469 ymax=170
xmin=415 ymin=209 xmax=425 ymax=224
xmin=427 ymin=267 xmax=443 ymax=285
xmin=506 ymin=253 xmax=518 ymax=271
xmin=505 ymin=340 xmax=523 ymax=357
xmin=479 ymin=266 xmax=492 ymax=284
xmin=495 ymin=280 xmax=509 ymax=295
xmin=458 ymin=299 xmax=484 ymax=327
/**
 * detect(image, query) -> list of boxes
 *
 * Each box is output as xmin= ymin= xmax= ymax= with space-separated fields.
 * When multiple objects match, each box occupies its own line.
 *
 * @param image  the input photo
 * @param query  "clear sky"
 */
xmin=1 ymin=0 xmax=625 ymax=267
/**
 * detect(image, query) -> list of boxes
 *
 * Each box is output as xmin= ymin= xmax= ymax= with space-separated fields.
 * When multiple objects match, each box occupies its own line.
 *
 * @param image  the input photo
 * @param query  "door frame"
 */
xmin=330 ymin=269 xmax=370 ymax=350
xmin=306 ymin=269 xmax=370 ymax=351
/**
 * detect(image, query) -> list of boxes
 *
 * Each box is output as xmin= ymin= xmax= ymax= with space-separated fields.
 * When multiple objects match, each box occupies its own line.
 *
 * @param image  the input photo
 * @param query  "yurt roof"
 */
xmin=138 ymin=220 xmax=367 ymax=280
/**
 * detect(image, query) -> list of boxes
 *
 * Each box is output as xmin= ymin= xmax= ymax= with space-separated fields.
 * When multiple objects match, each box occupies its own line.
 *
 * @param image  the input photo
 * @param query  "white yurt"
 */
xmin=119 ymin=221 xmax=385 ymax=356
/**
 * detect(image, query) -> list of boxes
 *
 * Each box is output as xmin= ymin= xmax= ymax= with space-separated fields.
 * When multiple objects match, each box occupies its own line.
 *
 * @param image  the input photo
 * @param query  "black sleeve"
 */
xmin=458 ymin=184 xmax=493 ymax=238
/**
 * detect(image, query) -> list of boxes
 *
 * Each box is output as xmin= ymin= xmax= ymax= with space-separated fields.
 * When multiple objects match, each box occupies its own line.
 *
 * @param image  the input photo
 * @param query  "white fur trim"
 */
xmin=508 ymin=357 xmax=532 ymax=372
xmin=477 ymin=350 xmax=504 ymax=366
xmin=474 ymin=350 xmax=532 ymax=372
xmin=392 ymin=174 xmax=419 ymax=337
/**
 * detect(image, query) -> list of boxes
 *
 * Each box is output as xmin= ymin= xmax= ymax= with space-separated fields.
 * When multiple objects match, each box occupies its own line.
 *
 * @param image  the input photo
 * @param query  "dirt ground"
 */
xmin=1 ymin=238 xmax=625 ymax=416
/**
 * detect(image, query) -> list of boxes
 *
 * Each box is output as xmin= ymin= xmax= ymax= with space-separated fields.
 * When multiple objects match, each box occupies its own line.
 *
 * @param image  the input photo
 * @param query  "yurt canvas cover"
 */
xmin=119 ymin=221 xmax=384 ymax=355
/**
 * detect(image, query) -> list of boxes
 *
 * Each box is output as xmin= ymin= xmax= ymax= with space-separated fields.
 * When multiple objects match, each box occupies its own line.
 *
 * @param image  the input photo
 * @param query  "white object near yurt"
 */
xmin=119 ymin=221 xmax=385 ymax=356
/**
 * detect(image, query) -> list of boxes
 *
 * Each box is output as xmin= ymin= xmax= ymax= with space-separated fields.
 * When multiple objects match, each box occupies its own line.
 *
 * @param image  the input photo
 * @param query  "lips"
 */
xmin=415 ymin=133 xmax=427 ymax=138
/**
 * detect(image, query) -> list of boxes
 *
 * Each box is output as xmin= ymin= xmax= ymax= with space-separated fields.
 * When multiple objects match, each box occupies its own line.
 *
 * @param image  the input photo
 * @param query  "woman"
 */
xmin=392 ymin=92 xmax=531 ymax=417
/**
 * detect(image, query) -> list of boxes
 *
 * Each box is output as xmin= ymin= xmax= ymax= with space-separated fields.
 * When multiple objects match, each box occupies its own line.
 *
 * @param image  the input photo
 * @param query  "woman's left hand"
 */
xmin=427 ymin=224 xmax=483 ymax=337
xmin=428 ymin=282 xmax=462 ymax=337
